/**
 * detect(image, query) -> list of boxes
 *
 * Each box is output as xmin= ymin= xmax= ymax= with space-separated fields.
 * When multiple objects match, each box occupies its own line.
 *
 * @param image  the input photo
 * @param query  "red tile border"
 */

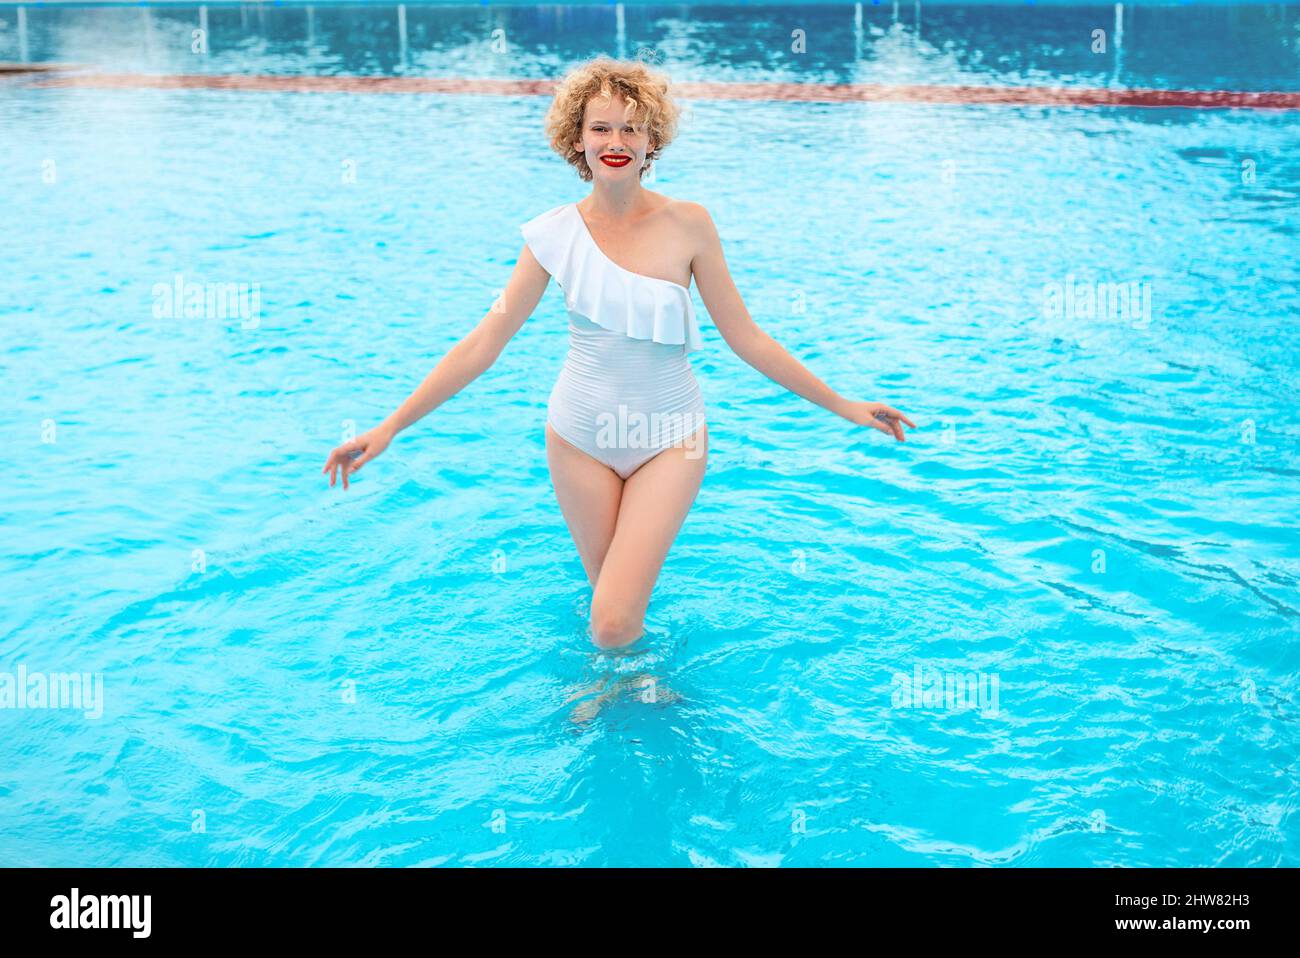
xmin=24 ymin=72 xmax=1300 ymax=110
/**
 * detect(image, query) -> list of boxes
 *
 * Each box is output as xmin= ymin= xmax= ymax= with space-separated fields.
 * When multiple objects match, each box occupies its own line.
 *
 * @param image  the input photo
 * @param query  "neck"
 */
xmin=585 ymin=179 xmax=651 ymax=220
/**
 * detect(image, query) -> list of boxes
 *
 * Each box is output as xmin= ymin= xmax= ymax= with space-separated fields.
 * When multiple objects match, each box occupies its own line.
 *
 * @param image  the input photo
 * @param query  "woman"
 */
xmin=322 ymin=58 xmax=915 ymax=652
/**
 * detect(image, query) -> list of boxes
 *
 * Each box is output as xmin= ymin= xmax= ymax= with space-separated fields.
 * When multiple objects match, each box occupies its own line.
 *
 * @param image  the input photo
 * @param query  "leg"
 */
xmin=589 ymin=424 xmax=708 ymax=649
xmin=545 ymin=421 xmax=623 ymax=588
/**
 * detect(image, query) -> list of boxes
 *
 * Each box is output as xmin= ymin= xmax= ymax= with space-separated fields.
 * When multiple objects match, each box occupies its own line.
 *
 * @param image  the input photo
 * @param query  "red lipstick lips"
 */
xmin=600 ymin=154 xmax=632 ymax=168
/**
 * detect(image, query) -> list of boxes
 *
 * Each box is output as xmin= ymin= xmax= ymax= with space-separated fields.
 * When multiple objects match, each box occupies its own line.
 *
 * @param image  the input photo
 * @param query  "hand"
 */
xmin=839 ymin=400 xmax=917 ymax=442
xmin=322 ymin=426 xmax=393 ymax=490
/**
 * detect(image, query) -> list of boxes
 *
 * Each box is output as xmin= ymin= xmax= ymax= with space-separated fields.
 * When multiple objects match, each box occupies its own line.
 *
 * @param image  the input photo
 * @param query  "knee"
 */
xmin=589 ymin=605 xmax=644 ymax=649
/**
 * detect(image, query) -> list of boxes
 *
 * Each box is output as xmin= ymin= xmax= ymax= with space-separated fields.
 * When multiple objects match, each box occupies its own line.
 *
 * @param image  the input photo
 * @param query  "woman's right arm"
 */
xmin=323 ymin=244 xmax=551 ymax=488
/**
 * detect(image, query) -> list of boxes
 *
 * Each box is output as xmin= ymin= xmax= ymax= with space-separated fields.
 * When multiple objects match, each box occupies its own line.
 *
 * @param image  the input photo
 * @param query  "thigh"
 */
xmin=545 ymin=421 xmax=624 ymax=587
xmin=591 ymin=424 xmax=708 ymax=623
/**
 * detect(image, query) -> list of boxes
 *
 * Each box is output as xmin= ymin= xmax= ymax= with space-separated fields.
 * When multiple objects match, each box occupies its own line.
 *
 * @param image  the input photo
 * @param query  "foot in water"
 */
xmin=565 ymin=674 xmax=682 ymax=724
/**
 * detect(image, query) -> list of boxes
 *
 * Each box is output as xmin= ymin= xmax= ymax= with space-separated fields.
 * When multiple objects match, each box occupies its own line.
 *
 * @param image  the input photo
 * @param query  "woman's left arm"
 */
xmin=685 ymin=203 xmax=916 ymax=442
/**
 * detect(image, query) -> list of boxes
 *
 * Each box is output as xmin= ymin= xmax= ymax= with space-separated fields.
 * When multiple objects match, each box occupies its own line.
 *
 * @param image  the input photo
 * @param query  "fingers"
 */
xmin=323 ymin=441 xmax=357 ymax=468
xmin=879 ymin=405 xmax=917 ymax=430
xmin=867 ymin=416 xmax=893 ymax=437
xmin=323 ymin=440 xmax=361 ymax=490
xmin=878 ymin=415 xmax=903 ymax=441
xmin=890 ymin=406 xmax=918 ymax=430
xmin=870 ymin=408 xmax=911 ymax=442
xmin=342 ymin=447 xmax=358 ymax=489
xmin=873 ymin=405 xmax=917 ymax=441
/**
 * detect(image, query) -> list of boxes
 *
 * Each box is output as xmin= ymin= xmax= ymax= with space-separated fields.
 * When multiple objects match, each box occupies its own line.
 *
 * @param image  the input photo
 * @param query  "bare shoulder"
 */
xmin=667 ymin=198 xmax=715 ymax=230
xmin=663 ymin=199 xmax=719 ymax=259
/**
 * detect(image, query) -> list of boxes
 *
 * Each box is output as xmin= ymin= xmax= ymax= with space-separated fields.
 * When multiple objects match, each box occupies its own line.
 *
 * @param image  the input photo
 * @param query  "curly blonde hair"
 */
xmin=542 ymin=57 xmax=682 ymax=181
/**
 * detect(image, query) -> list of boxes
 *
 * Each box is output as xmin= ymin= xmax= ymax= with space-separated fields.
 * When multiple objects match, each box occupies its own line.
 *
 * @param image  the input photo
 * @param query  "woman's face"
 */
xmin=576 ymin=94 xmax=653 ymax=179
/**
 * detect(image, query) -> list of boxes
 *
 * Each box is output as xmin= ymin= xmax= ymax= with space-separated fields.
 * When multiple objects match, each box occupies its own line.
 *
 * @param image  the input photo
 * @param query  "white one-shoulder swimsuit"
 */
xmin=520 ymin=202 xmax=706 ymax=480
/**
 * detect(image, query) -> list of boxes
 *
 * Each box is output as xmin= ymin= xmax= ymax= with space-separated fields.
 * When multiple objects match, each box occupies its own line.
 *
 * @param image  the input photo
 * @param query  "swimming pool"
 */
xmin=1 ymin=2 xmax=1297 ymax=867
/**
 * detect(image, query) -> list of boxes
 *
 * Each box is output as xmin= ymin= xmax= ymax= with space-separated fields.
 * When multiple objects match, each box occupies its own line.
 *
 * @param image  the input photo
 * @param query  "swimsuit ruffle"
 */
xmin=520 ymin=203 xmax=704 ymax=354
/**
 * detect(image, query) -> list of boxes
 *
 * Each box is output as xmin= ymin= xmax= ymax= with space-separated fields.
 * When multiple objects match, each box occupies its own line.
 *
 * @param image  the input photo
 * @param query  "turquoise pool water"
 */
xmin=1 ymin=4 xmax=1298 ymax=866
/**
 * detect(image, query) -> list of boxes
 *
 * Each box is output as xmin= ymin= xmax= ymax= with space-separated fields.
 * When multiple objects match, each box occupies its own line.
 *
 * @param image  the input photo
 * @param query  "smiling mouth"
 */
xmin=600 ymin=155 xmax=632 ymax=167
